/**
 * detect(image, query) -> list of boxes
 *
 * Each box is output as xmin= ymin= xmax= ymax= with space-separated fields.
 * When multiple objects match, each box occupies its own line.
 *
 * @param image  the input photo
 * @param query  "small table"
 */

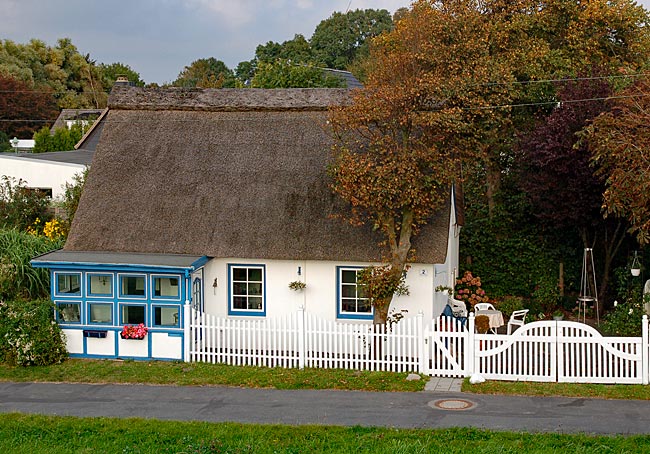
xmin=475 ymin=309 xmax=505 ymax=333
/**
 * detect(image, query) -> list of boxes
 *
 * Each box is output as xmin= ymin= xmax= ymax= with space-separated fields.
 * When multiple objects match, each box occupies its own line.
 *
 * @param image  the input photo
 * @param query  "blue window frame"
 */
xmin=55 ymin=302 xmax=81 ymax=324
xmin=54 ymin=272 xmax=81 ymax=297
xmin=152 ymin=275 xmax=180 ymax=300
xmin=228 ymin=264 xmax=265 ymax=316
xmin=87 ymin=273 xmax=113 ymax=297
xmin=120 ymin=303 xmax=146 ymax=325
xmin=153 ymin=305 xmax=181 ymax=327
xmin=336 ymin=267 xmax=372 ymax=320
xmin=88 ymin=302 xmax=113 ymax=325
xmin=119 ymin=274 xmax=146 ymax=298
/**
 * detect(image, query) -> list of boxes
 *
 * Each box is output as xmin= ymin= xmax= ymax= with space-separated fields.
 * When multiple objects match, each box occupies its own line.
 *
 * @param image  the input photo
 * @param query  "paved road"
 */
xmin=2 ymin=381 xmax=650 ymax=434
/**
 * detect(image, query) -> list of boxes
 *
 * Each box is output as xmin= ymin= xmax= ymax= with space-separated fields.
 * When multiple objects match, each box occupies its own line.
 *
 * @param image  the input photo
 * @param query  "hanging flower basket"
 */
xmin=288 ymin=280 xmax=306 ymax=291
xmin=631 ymin=268 xmax=641 ymax=277
xmin=120 ymin=323 xmax=148 ymax=340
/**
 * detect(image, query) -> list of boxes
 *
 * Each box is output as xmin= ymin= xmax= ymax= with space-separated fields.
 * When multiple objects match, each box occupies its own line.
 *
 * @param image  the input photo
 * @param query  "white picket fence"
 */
xmin=183 ymin=305 xmax=650 ymax=384
xmin=186 ymin=306 xmax=423 ymax=372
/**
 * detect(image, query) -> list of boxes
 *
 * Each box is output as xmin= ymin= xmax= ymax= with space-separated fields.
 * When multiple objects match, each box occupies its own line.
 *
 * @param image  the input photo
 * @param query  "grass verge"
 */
xmin=0 ymin=359 xmax=425 ymax=392
xmin=2 ymin=413 xmax=649 ymax=453
xmin=463 ymin=379 xmax=650 ymax=400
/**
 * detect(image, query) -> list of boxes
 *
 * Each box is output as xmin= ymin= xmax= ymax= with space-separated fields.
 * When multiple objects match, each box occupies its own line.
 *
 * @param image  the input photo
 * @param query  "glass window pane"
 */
xmin=89 ymin=304 xmax=112 ymax=324
xmin=154 ymin=277 xmax=179 ymax=298
xmin=57 ymin=303 xmax=80 ymax=323
xmin=121 ymin=305 xmax=145 ymax=324
xmin=121 ymin=276 xmax=145 ymax=296
xmin=341 ymin=284 xmax=356 ymax=298
xmin=154 ymin=306 xmax=180 ymax=327
xmin=248 ymin=297 xmax=263 ymax=310
xmin=248 ymin=268 xmax=262 ymax=282
xmin=57 ymin=274 xmax=81 ymax=294
xmin=89 ymin=274 xmax=112 ymax=295
xmin=233 ymin=296 xmax=247 ymax=309
xmin=341 ymin=270 xmax=357 ymax=284
xmin=232 ymin=268 xmax=247 ymax=281
xmin=357 ymin=299 xmax=371 ymax=313
xmin=248 ymin=283 xmax=262 ymax=296
xmin=341 ymin=299 xmax=356 ymax=313
xmin=233 ymin=282 xmax=248 ymax=295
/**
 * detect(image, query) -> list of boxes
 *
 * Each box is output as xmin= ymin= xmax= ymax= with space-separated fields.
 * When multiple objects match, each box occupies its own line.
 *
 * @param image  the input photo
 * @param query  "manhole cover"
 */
xmin=428 ymin=399 xmax=476 ymax=411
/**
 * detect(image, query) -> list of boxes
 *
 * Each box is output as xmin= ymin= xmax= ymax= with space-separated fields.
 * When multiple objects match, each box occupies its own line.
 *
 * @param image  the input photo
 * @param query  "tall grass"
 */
xmin=0 ymin=228 xmax=63 ymax=300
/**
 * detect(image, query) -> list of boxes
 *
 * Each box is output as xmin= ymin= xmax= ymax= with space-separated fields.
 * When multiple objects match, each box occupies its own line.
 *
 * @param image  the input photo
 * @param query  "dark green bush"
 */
xmin=600 ymin=293 xmax=646 ymax=337
xmin=495 ymin=295 xmax=525 ymax=319
xmin=0 ymin=298 xmax=68 ymax=366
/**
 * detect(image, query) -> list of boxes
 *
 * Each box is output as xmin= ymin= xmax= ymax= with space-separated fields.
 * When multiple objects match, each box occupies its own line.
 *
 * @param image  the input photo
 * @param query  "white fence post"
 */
xmin=183 ymin=301 xmax=191 ymax=363
xmin=467 ymin=312 xmax=475 ymax=376
xmin=298 ymin=306 xmax=305 ymax=369
xmin=643 ymin=315 xmax=649 ymax=385
xmin=417 ymin=311 xmax=425 ymax=374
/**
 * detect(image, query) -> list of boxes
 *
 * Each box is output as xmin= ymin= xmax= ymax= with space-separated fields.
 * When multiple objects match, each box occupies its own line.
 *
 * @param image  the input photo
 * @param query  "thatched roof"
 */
xmin=65 ymin=87 xmax=451 ymax=263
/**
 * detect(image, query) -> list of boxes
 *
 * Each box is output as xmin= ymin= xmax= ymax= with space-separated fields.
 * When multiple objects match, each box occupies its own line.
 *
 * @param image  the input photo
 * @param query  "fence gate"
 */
xmin=423 ymin=316 xmax=468 ymax=377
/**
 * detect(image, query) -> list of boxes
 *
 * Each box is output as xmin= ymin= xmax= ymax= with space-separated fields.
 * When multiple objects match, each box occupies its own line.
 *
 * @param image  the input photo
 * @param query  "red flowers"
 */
xmin=121 ymin=323 xmax=148 ymax=339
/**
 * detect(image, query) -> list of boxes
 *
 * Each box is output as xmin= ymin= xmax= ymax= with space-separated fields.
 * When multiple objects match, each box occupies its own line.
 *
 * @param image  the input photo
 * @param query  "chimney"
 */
xmin=113 ymin=75 xmax=134 ymax=87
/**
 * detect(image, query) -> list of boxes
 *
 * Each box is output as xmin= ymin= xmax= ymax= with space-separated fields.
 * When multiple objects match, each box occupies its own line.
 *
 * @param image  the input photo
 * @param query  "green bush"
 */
xmin=0 ymin=228 xmax=63 ymax=300
xmin=495 ymin=295 xmax=525 ymax=319
xmin=0 ymin=299 xmax=67 ymax=366
xmin=600 ymin=293 xmax=646 ymax=337
xmin=0 ymin=176 xmax=52 ymax=230
xmin=531 ymin=275 xmax=561 ymax=314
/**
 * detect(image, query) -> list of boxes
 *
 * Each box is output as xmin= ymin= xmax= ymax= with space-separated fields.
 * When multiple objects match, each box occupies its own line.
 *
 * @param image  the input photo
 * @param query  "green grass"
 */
xmin=1 ymin=413 xmax=648 ymax=453
xmin=0 ymin=359 xmax=425 ymax=392
xmin=463 ymin=378 xmax=650 ymax=400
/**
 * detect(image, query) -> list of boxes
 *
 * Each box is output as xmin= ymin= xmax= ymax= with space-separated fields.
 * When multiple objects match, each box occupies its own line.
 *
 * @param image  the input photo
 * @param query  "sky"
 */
xmin=3 ymin=0 xmax=650 ymax=85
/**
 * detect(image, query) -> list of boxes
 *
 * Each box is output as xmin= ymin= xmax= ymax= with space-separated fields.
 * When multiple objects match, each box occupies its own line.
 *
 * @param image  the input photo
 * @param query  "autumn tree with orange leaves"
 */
xmin=328 ymin=1 xmax=539 ymax=324
xmin=587 ymin=77 xmax=650 ymax=246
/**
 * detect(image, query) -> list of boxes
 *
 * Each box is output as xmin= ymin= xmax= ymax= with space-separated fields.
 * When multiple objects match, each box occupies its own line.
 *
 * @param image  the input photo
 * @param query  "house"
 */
xmin=0 ymin=149 xmax=93 ymax=199
xmin=31 ymin=86 xmax=462 ymax=361
xmin=50 ymin=109 xmax=104 ymax=133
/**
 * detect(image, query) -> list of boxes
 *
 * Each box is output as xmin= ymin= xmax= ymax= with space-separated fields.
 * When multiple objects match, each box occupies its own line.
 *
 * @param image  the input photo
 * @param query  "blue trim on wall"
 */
xmin=227 ymin=263 xmax=266 ymax=317
xmin=336 ymin=266 xmax=373 ymax=321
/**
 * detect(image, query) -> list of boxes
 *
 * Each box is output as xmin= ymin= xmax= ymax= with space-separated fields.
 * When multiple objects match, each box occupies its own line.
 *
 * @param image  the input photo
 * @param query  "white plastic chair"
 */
xmin=507 ymin=309 xmax=529 ymax=334
xmin=474 ymin=302 xmax=496 ymax=312
xmin=449 ymin=297 xmax=468 ymax=318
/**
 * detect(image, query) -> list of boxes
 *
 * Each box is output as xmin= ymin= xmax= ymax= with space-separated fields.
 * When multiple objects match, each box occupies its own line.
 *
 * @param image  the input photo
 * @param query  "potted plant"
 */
xmin=553 ymin=310 xmax=564 ymax=321
xmin=288 ymin=280 xmax=306 ymax=291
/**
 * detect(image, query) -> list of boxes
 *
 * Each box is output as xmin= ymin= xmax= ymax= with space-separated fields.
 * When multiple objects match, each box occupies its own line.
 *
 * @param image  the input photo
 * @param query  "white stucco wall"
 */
xmin=199 ymin=190 xmax=461 ymax=323
xmin=0 ymin=155 xmax=86 ymax=199
xmin=200 ymin=258 xmax=439 ymax=322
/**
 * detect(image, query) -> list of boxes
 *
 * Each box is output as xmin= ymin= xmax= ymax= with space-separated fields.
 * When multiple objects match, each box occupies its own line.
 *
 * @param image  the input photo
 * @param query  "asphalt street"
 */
xmin=1 ymin=381 xmax=650 ymax=435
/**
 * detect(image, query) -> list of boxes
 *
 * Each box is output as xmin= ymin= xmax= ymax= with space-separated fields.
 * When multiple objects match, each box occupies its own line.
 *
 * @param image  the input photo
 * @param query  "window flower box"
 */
xmin=120 ymin=323 xmax=148 ymax=340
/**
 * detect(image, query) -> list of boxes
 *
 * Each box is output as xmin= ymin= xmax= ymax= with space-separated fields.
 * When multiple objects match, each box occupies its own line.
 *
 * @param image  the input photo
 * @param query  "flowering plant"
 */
xmin=121 ymin=323 xmax=148 ymax=339
xmin=455 ymin=271 xmax=489 ymax=309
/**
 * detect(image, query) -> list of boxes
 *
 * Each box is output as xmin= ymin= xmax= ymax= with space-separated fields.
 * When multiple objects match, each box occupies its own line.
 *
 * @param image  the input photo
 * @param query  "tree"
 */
xmin=33 ymin=122 xmax=89 ymax=153
xmin=517 ymin=75 xmax=625 ymax=305
xmin=0 ymin=38 xmax=109 ymax=109
xmin=0 ymin=74 xmax=58 ymax=139
xmin=587 ymin=77 xmax=650 ymax=246
xmin=173 ymin=58 xmax=236 ymax=88
xmin=99 ymin=62 xmax=145 ymax=91
xmin=255 ymin=34 xmax=313 ymax=65
xmin=310 ymin=9 xmax=393 ymax=70
xmin=329 ymin=1 xmax=509 ymax=324
xmin=250 ymin=60 xmax=343 ymax=88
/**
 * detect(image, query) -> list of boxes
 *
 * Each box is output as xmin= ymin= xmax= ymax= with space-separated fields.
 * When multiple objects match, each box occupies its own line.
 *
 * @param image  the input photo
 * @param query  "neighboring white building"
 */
xmin=0 ymin=150 xmax=92 ymax=199
xmin=31 ymin=87 xmax=463 ymax=361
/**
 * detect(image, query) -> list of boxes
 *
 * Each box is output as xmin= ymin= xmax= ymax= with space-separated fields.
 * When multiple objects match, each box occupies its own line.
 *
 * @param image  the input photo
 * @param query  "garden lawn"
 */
xmin=0 ymin=359 xmax=425 ymax=392
xmin=1 ymin=413 xmax=649 ymax=454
